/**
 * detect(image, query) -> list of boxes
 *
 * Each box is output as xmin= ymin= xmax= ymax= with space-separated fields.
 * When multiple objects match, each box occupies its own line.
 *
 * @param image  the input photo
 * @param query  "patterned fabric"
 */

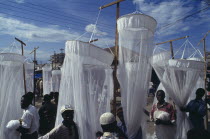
xmin=150 ymin=102 xmax=176 ymax=121
xmin=186 ymin=99 xmax=207 ymax=129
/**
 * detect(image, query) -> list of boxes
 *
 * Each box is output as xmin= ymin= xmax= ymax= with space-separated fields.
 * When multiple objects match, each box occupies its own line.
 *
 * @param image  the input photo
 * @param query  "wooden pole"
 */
xmin=99 ymin=0 xmax=124 ymax=116
xmin=15 ymin=37 xmax=27 ymax=94
xmin=30 ymin=47 xmax=39 ymax=106
xmin=170 ymin=41 xmax=174 ymax=59
xmin=203 ymin=38 xmax=209 ymax=130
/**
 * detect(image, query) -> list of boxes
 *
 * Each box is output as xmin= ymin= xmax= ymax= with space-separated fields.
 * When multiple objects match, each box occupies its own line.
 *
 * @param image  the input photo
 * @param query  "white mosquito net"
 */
xmin=55 ymin=40 xmax=114 ymax=139
xmin=42 ymin=65 xmax=52 ymax=95
xmin=0 ymin=53 xmax=25 ymax=139
xmin=25 ymin=62 xmax=34 ymax=92
xmin=51 ymin=70 xmax=61 ymax=92
xmin=117 ymin=14 xmax=157 ymax=138
xmin=151 ymin=55 xmax=205 ymax=139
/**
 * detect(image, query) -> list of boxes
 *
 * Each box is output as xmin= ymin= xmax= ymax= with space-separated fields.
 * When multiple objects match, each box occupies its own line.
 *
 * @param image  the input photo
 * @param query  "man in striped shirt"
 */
xmin=39 ymin=105 xmax=79 ymax=139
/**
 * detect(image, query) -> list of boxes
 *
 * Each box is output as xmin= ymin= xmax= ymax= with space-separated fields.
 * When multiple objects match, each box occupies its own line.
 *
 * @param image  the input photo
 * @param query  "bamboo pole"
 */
xmin=203 ymin=38 xmax=209 ymax=130
xmin=99 ymin=0 xmax=124 ymax=116
xmin=30 ymin=47 xmax=39 ymax=105
xmin=15 ymin=37 xmax=27 ymax=94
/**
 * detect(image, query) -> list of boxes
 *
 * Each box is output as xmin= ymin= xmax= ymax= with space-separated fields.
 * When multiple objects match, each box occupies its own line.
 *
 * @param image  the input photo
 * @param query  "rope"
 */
xmin=181 ymin=40 xmax=187 ymax=59
xmin=75 ymin=31 xmax=88 ymax=41
xmin=172 ymin=40 xmax=186 ymax=59
xmin=89 ymin=9 xmax=101 ymax=43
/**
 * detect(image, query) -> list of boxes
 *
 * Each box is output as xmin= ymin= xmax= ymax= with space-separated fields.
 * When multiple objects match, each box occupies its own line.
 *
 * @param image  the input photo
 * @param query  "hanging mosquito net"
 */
xmin=42 ymin=65 xmax=52 ymax=95
xmin=152 ymin=56 xmax=205 ymax=139
xmin=51 ymin=70 xmax=61 ymax=92
xmin=0 ymin=53 xmax=25 ymax=139
xmin=117 ymin=13 xmax=157 ymax=138
xmin=55 ymin=40 xmax=114 ymax=139
xmin=25 ymin=62 xmax=34 ymax=92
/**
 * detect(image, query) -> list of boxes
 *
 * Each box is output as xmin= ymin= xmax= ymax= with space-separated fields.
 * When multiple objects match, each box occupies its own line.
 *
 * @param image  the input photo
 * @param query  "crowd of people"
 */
xmin=4 ymin=87 xmax=210 ymax=139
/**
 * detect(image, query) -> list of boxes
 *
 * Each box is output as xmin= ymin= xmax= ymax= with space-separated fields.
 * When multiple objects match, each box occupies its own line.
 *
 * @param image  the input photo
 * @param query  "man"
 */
xmin=39 ymin=94 xmax=57 ymax=135
xmin=117 ymin=107 xmax=142 ymax=139
xmin=181 ymin=88 xmax=207 ymax=129
xmin=38 ymin=105 xmax=79 ymax=139
xmin=16 ymin=94 xmax=39 ymax=139
xmin=99 ymin=112 xmax=127 ymax=139
xmin=150 ymin=90 xmax=176 ymax=139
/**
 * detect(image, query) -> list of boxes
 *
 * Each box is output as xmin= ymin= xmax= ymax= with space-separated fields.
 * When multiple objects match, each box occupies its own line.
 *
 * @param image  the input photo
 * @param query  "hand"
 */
xmin=155 ymin=119 xmax=162 ymax=125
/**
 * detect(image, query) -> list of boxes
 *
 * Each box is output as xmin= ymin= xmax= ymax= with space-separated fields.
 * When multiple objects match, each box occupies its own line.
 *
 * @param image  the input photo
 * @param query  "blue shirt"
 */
xmin=186 ymin=99 xmax=207 ymax=129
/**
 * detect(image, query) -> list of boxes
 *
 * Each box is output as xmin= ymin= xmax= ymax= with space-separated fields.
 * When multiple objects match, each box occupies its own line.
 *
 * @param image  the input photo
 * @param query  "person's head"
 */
xmin=43 ymin=94 xmax=51 ymax=102
xmin=60 ymin=105 xmax=74 ymax=123
xmin=21 ymin=94 xmax=31 ymax=109
xmin=49 ymin=92 xmax=54 ymax=99
xmin=26 ymin=92 xmax=34 ymax=104
xmin=196 ymin=88 xmax=205 ymax=99
xmin=117 ymin=107 xmax=124 ymax=123
xmin=100 ymin=112 xmax=117 ymax=133
xmin=156 ymin=90 xmax=165 ymax=103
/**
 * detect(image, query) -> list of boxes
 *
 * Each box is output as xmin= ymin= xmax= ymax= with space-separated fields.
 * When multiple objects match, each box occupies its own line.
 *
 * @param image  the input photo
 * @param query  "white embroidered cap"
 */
xmin=100 ymin=112 xmax=116 ymax=125
xmin=60 ymin=105 xmax=74 ymax=114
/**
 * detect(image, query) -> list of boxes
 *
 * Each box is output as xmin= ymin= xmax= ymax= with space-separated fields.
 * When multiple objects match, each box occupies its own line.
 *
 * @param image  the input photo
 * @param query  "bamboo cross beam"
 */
xmin=156 ymin=36 xmax=189 ymax=59
xmin=88 ymin=39 xmax=98 ymax=43
xmin=15 ymin=37 xmax=26 ymax=55
xmin=99 ymin=0 xmax=125 ymax=9
xmin=197 ymin=30 xmax=210 ymax=46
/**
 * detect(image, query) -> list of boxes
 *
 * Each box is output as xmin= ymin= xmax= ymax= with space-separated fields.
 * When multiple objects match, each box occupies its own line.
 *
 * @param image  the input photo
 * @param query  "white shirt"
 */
xmin=21 ymin=105 xmax=39 ymax=134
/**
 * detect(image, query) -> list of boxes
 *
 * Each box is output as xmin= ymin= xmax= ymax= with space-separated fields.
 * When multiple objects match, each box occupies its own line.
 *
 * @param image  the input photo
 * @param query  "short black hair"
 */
xmin=156 ymin=90 xmax=165 ymax=97
xmin=43 ymin=94 xmax=51 ymax=102
xmin=196 ymin=88 xmax=205 ymax=96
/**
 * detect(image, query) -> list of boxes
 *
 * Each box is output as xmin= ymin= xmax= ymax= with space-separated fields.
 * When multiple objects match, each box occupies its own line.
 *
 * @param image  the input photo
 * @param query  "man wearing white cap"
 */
xmin=99 ymin=112 xmax=127 ymax=139
xmin=38 ymin=105 xmax=79 ymax=139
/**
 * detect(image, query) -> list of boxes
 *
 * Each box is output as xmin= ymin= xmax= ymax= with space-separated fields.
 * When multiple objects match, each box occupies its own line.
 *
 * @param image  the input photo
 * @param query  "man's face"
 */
xmin=156 ymin=92 xmax=165 ymax=102
xmin=21 ymin=97 xmax=30 ymax=109
xmin=62 ymin=110 xmax=74 ymax=123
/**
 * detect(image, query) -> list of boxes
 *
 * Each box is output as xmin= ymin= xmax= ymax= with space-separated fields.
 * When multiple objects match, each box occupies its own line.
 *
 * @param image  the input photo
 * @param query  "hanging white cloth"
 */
xmin=117 ymin=14 xmax=157 ymax=138
xmin=25 ymin=62 xmax=34 ymax=92
xmin=51 ymin=70 xmax=61 ymax=92
xmin=0 ymin=53 xmax=25 ymax=139
xmin=42 ymin=65 xmax=52 ymax=95
xmin=55 ymin=40 xmax=114 ymax=139
xmin=152 ymin=55 xmax=205 ymax=139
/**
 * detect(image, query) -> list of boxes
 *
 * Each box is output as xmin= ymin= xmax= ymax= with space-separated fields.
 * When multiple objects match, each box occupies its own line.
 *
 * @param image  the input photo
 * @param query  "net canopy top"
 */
xmin=117 ymin=13 xmax=157 ymax=33
xmin=0 ymin=53 xmax=25 ymax=63
xmin=65 ymin=40 xmax=114 ymax=66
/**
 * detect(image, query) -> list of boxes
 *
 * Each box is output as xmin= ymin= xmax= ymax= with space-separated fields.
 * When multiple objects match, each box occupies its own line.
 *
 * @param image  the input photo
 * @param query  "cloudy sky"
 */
xmin=0 ymin=0 xmax=209 ymax=63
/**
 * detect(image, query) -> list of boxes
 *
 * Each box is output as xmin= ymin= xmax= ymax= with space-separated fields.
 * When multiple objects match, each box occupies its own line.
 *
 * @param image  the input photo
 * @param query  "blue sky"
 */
xmin=0 ymin=0 xmax=209 ymax=63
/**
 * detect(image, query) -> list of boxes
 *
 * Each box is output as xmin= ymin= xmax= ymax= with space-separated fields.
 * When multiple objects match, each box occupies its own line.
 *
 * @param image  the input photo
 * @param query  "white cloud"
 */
xmin=85 ymin=24 xmax=108 ymax=36
xmin=15 ymin=0 xmax=25 ymax=3
xmin=133 ymin=0 xmax=209 ymax=36
xmin=0 ymin=15 xmax=80 ymax=42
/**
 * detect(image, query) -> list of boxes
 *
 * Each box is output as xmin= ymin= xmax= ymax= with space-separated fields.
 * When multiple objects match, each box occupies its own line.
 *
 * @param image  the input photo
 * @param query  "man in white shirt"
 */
xmin=16 ymin=94 xmax=39 ymax=139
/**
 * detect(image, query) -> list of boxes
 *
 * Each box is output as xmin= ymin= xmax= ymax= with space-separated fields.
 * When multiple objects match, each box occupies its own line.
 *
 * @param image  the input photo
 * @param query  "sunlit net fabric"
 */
xmin=117 ymin=14 xmax=157 ymax=138
xmin=152 ymin=52 xmax=171 ymax=105
xmin=55 ymin=40 xmax=114 ymax=139
xmin=152 ymin=56 xmax=205 ymax=139
xmin=0 ymin=53 xmax=25 ymax=139
xmin=51 ymin=70 xmax=61 ymax=92
xmin=25 ymin=62 xmax=34 ymax=92
xmin=42 ymin=66 xmax=52 ymax=95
